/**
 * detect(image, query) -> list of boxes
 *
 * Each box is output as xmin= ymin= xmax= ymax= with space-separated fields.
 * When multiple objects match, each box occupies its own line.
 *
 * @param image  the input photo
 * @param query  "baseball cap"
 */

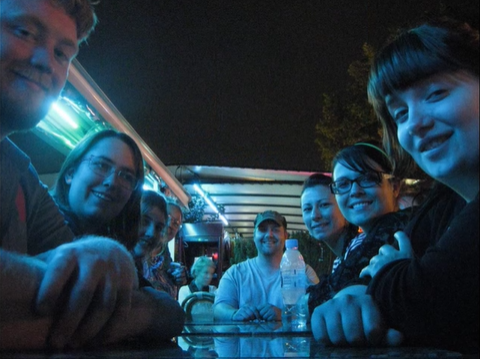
xmin=254 ymin=210 xmax=287 ymax=229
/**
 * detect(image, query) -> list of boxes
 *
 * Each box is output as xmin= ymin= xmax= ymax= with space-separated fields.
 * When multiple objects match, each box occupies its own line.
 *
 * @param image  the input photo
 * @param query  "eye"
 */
xmin=335 ymin=179 xmax=350 ymax=189
xmin=91 ymin=159 xmax=111 ymax=173
xmin=392 ymin=108 xmax=408 ymax=124
xmin=13 ymin=25 xmax=38 ymax=42
xmin=319 ymin=202 xmax=330 ymax=208
xmin=302 ymin=205 xmax=312 ymax=213
xmin=54 ymin=48 xmax=69 ymax=63
xmin=426 ymin=89 xmax=448 ymax=101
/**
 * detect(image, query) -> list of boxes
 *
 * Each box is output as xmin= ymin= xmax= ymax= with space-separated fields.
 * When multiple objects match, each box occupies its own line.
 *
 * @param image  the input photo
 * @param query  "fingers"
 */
xmin=36 ymin=250 xmax=78 ymax=315
xmin=394 ymin=231 xmax=413 ymax=256
xmin=383 ymin=328 xmax=404 ymax=346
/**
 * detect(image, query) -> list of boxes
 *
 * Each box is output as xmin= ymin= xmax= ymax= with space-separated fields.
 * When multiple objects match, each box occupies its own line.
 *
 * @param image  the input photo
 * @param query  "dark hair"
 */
xmin=332 ymin=142 xmax=394 ymax=177
xmin=53 ymin=130 xmax=144 ymax=250
xmin=142 ymin=190 xmax=167 ymax=221
xmin=301 ymin=173 xmax=332 ymax=196
xmin=52 ymin=0 xmax=98 ymax=43
xmin=368 ymin=18 xmax=479 ymax=174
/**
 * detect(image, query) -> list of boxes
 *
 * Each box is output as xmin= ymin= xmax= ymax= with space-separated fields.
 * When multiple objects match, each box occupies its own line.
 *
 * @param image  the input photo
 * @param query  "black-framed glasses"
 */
xmin=82 ymin=156 xmax=138 ymax=191
xmin=330 ymin=172 xmax=392 ymax=195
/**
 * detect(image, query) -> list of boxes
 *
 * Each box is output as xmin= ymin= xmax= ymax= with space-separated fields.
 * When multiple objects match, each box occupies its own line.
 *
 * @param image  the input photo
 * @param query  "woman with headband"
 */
xmin=311 ymin=18 xmax=478 ymax=355
xmin=305 ymin=143 xmax=412 ymax=314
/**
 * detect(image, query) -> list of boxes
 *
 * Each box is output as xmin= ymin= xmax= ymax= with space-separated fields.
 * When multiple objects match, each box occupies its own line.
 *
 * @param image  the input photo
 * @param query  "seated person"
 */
xmin=131 ymin=190 xmax=168 ymax=286
xmin=311 ymin=18 xmax=478 ymax=355
xmin=1 ymin=0 xmax=181 ymax=350
xmin=178 ymin=256 xmax=217 ymax=305
xmin=305 ymin=143 xmax=412 ymax=314
xmin=143 ymin=200 xmax=187 ymax=299
xmin=214 ymin=210 xmax=319 ymax=322
xmin=51 ymin=130 xmax=185 ymax=339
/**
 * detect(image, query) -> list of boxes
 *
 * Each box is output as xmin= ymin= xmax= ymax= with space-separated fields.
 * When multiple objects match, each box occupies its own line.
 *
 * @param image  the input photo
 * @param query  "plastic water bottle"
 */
xmin=280 ymin=239 xmax=307 ymax=330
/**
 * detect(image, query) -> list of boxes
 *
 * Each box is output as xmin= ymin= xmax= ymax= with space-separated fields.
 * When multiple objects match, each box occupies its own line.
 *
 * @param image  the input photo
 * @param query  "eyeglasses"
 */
xmin=169 ymin=215 xmax=183 ymax=229
xmin=82 ymin=156 xmax=138 ymax=191
xmin=330 ymin=172 xmax=392 ymax=195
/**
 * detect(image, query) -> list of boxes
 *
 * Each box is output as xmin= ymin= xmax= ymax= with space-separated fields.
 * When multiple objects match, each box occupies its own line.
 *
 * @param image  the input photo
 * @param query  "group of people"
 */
xmin=0 ymin=0 xmax=478 ymax=356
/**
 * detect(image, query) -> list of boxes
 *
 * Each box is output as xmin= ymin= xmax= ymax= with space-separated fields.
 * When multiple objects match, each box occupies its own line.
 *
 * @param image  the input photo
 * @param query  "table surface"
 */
xmin=1 ymin=320 xmax=464 ymax=359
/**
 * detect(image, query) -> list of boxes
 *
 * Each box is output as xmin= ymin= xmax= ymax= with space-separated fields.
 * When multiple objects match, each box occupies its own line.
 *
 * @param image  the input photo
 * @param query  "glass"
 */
xmin=82 ymin=156 xmax=138 ymax=191
xmin=330 ymin=172 xmax=391 ymax=195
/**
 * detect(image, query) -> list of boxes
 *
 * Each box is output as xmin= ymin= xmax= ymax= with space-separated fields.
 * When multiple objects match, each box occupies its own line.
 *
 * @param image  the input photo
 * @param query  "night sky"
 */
xmin=76 ymin=0 xmax=479 ymax=172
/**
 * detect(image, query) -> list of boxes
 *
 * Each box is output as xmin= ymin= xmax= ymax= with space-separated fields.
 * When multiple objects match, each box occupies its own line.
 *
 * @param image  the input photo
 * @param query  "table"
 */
xmin=1 ymin=320 xmax=464 ymax=358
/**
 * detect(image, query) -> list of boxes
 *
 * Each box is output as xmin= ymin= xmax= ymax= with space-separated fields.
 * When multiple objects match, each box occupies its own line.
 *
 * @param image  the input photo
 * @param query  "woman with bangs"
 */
xmin=311 ymin=18 xmax=478 ymax=355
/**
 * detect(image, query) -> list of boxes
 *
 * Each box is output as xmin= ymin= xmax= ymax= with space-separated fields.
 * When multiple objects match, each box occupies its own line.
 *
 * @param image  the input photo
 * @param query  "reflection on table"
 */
xmin=0 ymin=320 xmax=464 ymax=358
xmin=176 ymin=321 xmax=462 ymax=359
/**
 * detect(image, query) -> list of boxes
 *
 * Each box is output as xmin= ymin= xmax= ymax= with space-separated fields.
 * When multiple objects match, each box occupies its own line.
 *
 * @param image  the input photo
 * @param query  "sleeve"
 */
xmin=306 ymin=264 xmax=319 ymax=285
xmin=178 ymin=285 xmax=190 ymax=305
xmin=367 ymin=195 xmax=479 ymax=350
xmin=213 ymin=267 xmax=240 ymax=308
xmin=23 ymin=165 xmax=74 ymax=255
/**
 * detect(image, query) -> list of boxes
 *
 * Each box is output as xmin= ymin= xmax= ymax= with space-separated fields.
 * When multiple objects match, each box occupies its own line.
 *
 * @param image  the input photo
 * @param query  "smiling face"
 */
xmin=66 ymin=137 xmax=136 ymax=230
xmin=301 ymin=185 xmax=347 ymax=244
xmin=333 ymin=162 xmax=399 ymax=233
xmin=254 ymin=219 xmax=287 ymax=258
xmin=386 ymin=71 xmax=479 ymax=200
xmin=0 ymin=0 xmax=78 ymax=138
xmin=134 ymin=204 xmax=167 ymax=258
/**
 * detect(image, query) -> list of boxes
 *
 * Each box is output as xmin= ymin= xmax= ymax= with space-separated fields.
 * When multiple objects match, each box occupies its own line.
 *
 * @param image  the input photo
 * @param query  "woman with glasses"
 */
xmin=311 ymin=18 xmax=478 ymax=354
xmin=52 ymin=129 xmax=144 ymax=251
xmin=306 ymin=143 xmax=412 ymax=314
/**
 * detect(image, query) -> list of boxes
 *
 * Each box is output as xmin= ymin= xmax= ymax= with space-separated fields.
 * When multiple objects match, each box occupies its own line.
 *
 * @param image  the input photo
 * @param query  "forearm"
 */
xmin=124 ymin=287 xmax=185 ymax=341
xmin=0 ymin=249 xmax=51 ymax=349
xmin=214 ymin=303 xmax=238 ymax=321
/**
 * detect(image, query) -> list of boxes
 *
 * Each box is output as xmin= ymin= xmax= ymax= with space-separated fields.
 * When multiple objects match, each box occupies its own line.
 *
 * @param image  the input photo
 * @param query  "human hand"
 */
xmin=311 ymin=294 xmax=403 ymax=347
xmin=232 ymin=304 xmax=260 ymax=321
xmin=257 ymin=303 xmax=282 ymax=321
xmin=35 ymin=237 xmax=138 ymax=349
xmin=169 ymin=263 xmax=187 ymax=286
xmin=360 ymin=231 xmax=414 ymax=279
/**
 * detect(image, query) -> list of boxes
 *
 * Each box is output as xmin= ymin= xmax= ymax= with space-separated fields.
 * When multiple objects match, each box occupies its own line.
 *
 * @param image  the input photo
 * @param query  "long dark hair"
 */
xmin=367 ymin=18 xmax=479 ymax=175
xmin=53 ymin=130 xmax=144 ymax=250
xmin=332 ymin=142 xmax=394 ymax=176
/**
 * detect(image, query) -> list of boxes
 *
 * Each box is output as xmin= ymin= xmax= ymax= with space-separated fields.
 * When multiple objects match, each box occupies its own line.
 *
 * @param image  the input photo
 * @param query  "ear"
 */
xmin=64 ymin=168 xmax=74 ymax=184
xmin=391 ymin=178 xmax=402 ymax=198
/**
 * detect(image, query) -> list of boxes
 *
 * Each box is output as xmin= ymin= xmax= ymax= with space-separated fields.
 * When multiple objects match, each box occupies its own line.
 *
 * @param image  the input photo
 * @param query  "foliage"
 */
xmin=315 ymin=43 xmax=381 ymax=170
xmin=230 ymin=237 xmax=257 ymax=265
xmin=184 ymin=194 xmax=226 ymax=223
xmin=290 ymin=231 xmax=335 ymax=278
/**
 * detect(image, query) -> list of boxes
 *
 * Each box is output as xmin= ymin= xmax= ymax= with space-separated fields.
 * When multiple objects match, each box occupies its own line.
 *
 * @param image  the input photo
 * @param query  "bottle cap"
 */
xmin=285 ymin=239 xmax=298 ymax=249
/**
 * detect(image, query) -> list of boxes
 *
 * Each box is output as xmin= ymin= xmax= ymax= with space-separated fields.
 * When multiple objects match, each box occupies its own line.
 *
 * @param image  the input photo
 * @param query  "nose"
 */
xmin=350 ymin=181 xmax=365 ymax=196
xmin=145 ymin=223 xmax=156 ymax=238
xmin=312 ymin=206 xmax=322 ymax=220
xmin=31 ymin=45 xmax=54 ymax=74
xmin=102 ymin=171 xmax=121 ymax=188
xmin=406 ymin=104 xmax=434 ymax=137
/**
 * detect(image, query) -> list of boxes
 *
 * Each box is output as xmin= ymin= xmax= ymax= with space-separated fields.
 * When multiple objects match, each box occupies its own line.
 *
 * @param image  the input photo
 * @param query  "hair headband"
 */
xmin=354 ymin=142 xmax=389 ymax=159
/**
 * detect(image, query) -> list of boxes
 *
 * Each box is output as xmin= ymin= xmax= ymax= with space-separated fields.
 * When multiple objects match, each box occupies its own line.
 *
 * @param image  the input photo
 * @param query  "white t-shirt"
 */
xmin=214 ymin=258 xmax=319 ymax=310
xmin=178 ymin=284 xmax=217 ymax=305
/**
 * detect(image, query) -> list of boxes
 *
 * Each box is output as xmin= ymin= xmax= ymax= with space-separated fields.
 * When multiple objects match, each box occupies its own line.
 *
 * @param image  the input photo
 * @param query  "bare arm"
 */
xmin=0 ymin=238 xmax=185 ymax=350
xmin=214 ymin=302 xmax=261 ymax=321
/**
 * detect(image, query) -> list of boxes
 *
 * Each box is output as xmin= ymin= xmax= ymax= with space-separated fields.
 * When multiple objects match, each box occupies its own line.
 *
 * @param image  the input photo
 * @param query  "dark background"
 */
xmin=75 ymin=0 xmax=479 ymax=172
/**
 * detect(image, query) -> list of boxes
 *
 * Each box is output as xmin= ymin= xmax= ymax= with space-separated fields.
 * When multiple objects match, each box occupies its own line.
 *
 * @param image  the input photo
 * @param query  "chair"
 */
xmin=181 ymin=291 xmax=215 ymax=322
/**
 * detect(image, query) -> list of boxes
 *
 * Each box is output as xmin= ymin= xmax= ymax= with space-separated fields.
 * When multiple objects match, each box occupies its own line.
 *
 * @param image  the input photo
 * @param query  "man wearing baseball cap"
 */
xmin=214 ymin=210 xmax=319 ymax=321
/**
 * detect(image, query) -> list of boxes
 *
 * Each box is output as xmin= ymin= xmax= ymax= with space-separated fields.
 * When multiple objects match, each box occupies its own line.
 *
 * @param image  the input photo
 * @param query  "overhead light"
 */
xmin=51 ymin=102 xmax=79 ymax=129
xmin=193 ymin=184 xmax=229 ymax=226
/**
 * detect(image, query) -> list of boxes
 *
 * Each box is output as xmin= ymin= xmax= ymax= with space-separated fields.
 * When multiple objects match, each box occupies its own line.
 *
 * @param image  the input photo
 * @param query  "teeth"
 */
xmin=352 ymin=202 xmax=370 ymax=209
xmin=93 ymin=192 xmax=113 ymax=201
xmin=423 ymin=135 xmax=449 ymax=152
